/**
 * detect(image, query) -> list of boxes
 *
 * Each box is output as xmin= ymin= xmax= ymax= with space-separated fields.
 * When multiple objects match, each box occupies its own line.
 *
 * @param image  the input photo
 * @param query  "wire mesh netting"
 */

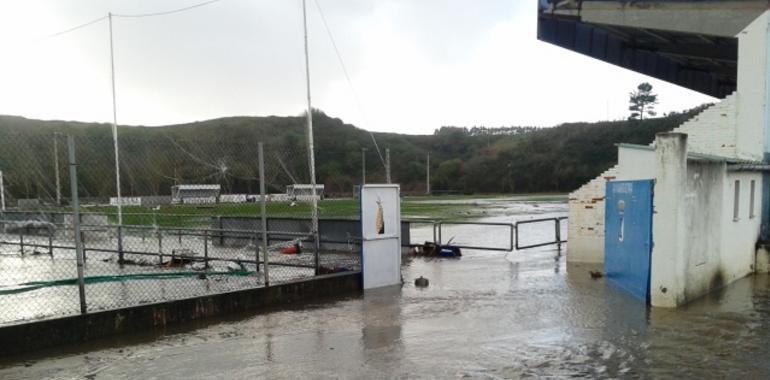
xmin=0 ymin=122 xmax=361 ymax=326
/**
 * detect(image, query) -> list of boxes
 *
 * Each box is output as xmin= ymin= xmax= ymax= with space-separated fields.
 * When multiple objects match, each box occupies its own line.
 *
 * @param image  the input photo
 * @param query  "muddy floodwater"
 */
xmin=2 ymin=200 xmax=770 ymax=378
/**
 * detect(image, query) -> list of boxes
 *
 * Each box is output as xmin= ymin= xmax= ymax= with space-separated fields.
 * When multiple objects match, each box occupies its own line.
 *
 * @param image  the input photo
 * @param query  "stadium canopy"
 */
xmin=537 ymin=0 xmax=770 ymax=98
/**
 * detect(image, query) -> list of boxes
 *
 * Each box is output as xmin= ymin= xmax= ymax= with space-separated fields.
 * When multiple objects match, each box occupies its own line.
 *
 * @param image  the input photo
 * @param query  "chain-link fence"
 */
xmin=0 ymin=122 xmax=361 ymax=326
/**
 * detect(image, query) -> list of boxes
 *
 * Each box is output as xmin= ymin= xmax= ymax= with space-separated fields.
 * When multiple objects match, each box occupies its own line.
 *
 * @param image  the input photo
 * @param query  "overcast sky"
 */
xmin=0 ymin=0 xmax=715 ymax=134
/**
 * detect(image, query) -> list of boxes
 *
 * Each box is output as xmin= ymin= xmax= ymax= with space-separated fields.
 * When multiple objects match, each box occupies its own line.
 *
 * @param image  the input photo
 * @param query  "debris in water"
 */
xmin=411 ymin=241 xmax=462 ymax=258
xmin=281 ymin=243 xmax=301 ymax=255
xmin=415 ymin=276 xmax=429 ymax=287
xmin=227 ymin=261 xmax=244 ymax=272
xmin=589 ymin=270 xmax=604 ymax=279
xmin=191 ymin=262 xmax=207 ymax=271
xmin=164 ymin=249 xmax=198 ymax=267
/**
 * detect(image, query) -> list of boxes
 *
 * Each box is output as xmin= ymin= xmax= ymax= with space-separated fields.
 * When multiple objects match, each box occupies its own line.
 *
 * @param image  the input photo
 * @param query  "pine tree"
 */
xmin=628 ymin=82 xmax=658 ymax=120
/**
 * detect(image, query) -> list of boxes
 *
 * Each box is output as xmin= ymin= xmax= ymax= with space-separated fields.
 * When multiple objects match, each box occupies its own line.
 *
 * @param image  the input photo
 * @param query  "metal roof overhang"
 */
xmin=537 ymin=1 xmax=770 ymax=98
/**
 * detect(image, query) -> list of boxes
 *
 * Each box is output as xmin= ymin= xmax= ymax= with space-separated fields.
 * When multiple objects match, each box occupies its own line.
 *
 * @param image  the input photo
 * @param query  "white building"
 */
xmin=539 ymin=2 xmax=770 ymax=307
xmin=171 ymin=184 xmax=221 ymax=204
xmin=286 ymin=184 xmax=324 ymax=201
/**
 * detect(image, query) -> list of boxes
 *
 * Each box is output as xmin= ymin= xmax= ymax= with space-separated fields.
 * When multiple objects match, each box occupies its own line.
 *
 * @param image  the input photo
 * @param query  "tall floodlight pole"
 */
xmin=53 ymin=133 xmax=61 ymax=206
xmin=385 ymin=148 xmax=391 ymax=184
xmin=302 ymin=0 xmax=321 ymax=274
xmin=426 ymin=152 xmax=431 ymax=195
xmin=108 ymin=12 xmax=123 ymax=227
xmin=0 ymin=170 xmax=5 ymax=212
xmin=361 ymin=147 xmax=367 ymax=184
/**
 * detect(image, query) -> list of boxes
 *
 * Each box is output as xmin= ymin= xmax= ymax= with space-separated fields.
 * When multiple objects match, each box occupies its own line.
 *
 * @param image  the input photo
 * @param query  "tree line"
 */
xmin=0 ymin=106 xmax=706 ymax=201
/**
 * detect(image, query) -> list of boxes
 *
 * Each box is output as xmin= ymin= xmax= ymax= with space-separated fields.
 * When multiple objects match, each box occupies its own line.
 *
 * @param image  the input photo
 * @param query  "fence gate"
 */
xmin=604 ymin=180 xmax=654 ymax=303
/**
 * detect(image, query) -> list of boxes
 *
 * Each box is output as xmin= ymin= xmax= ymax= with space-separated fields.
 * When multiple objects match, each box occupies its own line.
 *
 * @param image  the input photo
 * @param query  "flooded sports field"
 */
xmin=2 ymin=199 xmax=770 ymax=378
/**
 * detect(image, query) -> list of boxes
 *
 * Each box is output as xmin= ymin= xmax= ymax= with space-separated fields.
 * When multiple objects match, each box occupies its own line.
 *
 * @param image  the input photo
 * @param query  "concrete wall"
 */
xmin=565 ymin=10 xmax=770 ymax=306
xmin=617 ymin=146 xmax=655 ymax=180
xmin=572 ymin=1 xmax=767 ymax=38
xmin=566 ymin=92 xmax=736 ymax=264
xmin=650 ymin=134 xmax=763 ymax=307
xmin=719 ymin=171 xmax=762 ymax=281
xmin=735 ymin=11 xmax=770 ymax=161
xmin=0 ymin=272 xmax=362 ymax=356
xmin=567 ymin=165 xmax=618 ymax=263
xmin=671 ymin=93 xmax=738 ymax=157
xmin=650 ymin=133 xmax=689 ymax=307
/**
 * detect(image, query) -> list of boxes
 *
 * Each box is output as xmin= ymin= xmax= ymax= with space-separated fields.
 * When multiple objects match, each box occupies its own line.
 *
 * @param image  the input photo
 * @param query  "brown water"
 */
xmin=1 ymin=202 xmax=770 ymax=378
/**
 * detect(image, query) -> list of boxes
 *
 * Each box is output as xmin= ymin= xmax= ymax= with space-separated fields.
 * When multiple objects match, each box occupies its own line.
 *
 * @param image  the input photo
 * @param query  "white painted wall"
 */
xmin=564 ymin=10 xmax=770 ymax=308
xmin=616 ymin=146 xmax=655 ymax=180
xmin=719 ymin=171 xmax=762 ymax=280
xmin=567 ymin=92 xmax=736 ymax=264
xmin=735 ymin=11 xmax=769 ymax=160
xmin=650 ymin=133 xmax=689 ymax=308
xmin=671 ymin=93 xmax=738 ymax=157
xmin=650 ymin=133 xmax=763 ymax=307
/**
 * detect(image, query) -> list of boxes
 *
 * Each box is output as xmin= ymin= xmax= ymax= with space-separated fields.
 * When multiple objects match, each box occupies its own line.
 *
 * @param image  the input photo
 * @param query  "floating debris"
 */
xmin=227 ymin=261 xmax=244 ymax=272
xmin=163 ymin=249 xmax=198 ymax=267
xmin=190 ymin=262 xmax=207 ymax=271
xmin=415 ymin=276 xmax=429 ymax=287
xmin=410 ymin=242 xmax=461 ymax=258
xmin=281 ymin=243 xmax=302 ymax=255
xmin=589 ymin=270 xmax=604 ymax=279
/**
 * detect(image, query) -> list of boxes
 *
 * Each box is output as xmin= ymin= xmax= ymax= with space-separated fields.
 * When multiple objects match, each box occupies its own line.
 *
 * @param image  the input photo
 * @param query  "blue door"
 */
xmin=604 ymin=180 xmax=654 ymax=303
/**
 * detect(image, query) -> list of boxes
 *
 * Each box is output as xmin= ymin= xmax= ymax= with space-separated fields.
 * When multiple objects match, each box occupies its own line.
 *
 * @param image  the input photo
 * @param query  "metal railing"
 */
xmin=420 ymin=216 xmax=567 ymax=252
xmin=514 ymin=216 xmax=567 ymax=250
xmin=433 ymin=221 xmax=515 ymax=252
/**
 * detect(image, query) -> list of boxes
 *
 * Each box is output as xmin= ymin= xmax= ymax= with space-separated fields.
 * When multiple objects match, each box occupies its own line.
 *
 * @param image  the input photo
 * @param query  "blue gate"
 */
xmin=604 ymin=180 xmax=654 ymax=303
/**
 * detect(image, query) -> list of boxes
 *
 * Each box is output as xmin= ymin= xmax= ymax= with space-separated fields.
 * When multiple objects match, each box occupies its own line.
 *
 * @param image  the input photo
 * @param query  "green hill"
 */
xmin=0 ymin=108 xmax=702 ymax=200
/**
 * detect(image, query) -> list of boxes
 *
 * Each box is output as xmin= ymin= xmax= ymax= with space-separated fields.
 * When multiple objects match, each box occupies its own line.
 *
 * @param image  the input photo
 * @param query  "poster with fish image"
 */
xmin=360 ymin=184 xmax=401 ymax=289
xmin=361 ymin=185 xmax=399 ymax=240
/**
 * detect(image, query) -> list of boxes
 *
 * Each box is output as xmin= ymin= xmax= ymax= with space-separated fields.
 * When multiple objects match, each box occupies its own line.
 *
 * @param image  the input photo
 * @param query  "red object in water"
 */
xmin=281 ymin=243 xmax=301 ymax=255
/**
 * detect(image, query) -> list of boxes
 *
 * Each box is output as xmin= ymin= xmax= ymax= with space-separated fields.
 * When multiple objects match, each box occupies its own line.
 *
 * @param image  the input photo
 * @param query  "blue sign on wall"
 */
xmin=605 ymin=180 xmax=654 ymax=303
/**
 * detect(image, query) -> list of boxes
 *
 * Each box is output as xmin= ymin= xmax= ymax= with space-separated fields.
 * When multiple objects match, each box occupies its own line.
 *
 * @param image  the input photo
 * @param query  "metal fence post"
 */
xmin=81 ymin=229 xmax=87 ymax=263
xmin=218 ymin=216 xmax=224 ymax=246
xmin=432 ymin=222 xmax=437 ymax=245
xmin=203 ymin=229 xmax=209 ymax=269
xmin=514 ymin=222 xmax=519 ymax=250
xmin=157 ymin=228 xmax=163 ymax=264
xmin=258 ymin=143 xmax=269 ymax=286
xmin=555 ymin=219 xmax=562 ymax=252
xmin=0 ymin=170 xmax=5 ymax=212
xmin=67 ymin=135 xmax=87 ymax=314
xmin=18 ymin=231 xmax=24 ymax=255
xmin=48 ymin=228 xmax=54 ymax=257
xmin=117 ymin=225 xmax=124 ymax=264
